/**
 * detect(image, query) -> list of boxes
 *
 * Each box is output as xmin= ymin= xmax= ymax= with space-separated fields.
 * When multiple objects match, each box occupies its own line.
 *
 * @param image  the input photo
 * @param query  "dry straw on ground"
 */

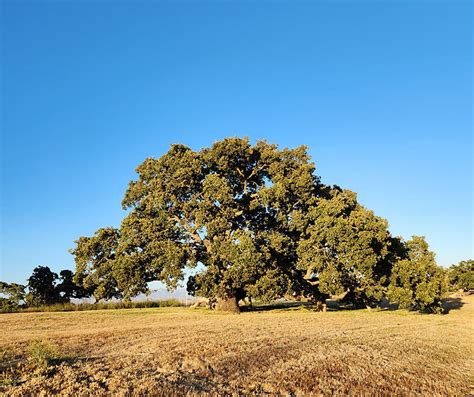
xmin=1 ymin=295 xmax=472 ymax=396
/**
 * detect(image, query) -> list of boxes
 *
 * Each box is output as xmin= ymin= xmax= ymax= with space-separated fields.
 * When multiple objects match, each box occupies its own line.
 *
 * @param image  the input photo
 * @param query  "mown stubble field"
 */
xmin=1 ymin=296 xmax=473 ymax=396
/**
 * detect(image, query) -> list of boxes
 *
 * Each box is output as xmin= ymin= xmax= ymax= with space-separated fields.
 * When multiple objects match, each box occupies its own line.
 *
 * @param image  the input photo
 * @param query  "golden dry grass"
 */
xmin=1 ymin=296 xmax=473 ymax=396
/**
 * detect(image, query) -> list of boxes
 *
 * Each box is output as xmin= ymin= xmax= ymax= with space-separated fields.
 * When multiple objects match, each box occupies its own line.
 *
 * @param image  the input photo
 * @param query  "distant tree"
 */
xmin=0 ymin=281 xmax=26 ymax=311
xmin=56 ymin=270 xmax=75 ymax=302
xmin=296 ymin=187 xmax=396 ymax=308
xmin=56 ymin=269 xmax=92 ymax=301
xmin=447 ymin=260 xmax=474 ymax=291
xmin=387 ymin=236 xmax=447 ymax=313
xmin=26 ymin=266 xmax=60 ymax=306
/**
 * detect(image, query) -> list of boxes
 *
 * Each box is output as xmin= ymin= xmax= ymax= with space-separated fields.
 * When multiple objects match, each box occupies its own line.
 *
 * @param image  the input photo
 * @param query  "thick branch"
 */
xmin=173 ymin=216 xmax=212 ymax=251
xmin=304 ymin=267 xmax=319 ymax=285
xmin=236 ymin=165 xmax=265 ymax=194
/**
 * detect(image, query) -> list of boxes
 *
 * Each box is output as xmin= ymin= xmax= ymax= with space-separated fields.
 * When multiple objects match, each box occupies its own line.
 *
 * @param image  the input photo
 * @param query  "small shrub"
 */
xmin=28 ymin=341 xmax=58 ymax=370
xmin=0 ymin=369 xmax=19 ymax=389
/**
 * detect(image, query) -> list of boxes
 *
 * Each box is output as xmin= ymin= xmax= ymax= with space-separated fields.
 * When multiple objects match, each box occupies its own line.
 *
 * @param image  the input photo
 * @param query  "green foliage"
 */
xmin=26 ymin=266 xmax=59 ymax=306
xmin=387 ymin=236 xmax=447 ymax=313
xmin=19 ymin=299 xmax=183 ymax=313
xmin=71 ymin=228 xmax=123 ymax=301
xmin=0 ymin=282 xmax=26 ymax=312
xmin=23 ymin=266 xmax=91 ymax=307
xmin=56 ymin=270 xmax=91 ymax=301
xmin=296 ymin=187 xmax=395 ymax=307
xmin=447 ymin=260 xmax=474 ymax=291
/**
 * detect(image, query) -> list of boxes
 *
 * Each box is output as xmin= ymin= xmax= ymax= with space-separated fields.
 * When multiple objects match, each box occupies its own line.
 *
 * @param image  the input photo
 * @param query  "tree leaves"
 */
xmin=387 ymin=236 xmax=448 ymax=313
xmin=296 ymin=188 xmax=393 ymax=306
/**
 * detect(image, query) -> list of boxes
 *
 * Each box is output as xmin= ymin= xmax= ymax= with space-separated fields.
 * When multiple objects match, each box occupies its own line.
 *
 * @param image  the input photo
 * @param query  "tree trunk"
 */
xmin=314 ymin=300 xmax=327 ymax=312
xmin=311 ymin=291 xmax=329 ymax=312
xmin=216 ymin=295 xmax=240 ymax=314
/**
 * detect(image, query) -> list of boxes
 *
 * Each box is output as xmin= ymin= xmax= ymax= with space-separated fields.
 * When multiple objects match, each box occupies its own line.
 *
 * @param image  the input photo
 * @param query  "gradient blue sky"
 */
xmin=1 ymin=0 xmax=472 ymax=285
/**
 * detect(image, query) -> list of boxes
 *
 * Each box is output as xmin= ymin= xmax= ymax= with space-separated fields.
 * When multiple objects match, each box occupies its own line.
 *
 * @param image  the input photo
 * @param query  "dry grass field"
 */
xmin=1 ymin=296 xmax=472 ymax=396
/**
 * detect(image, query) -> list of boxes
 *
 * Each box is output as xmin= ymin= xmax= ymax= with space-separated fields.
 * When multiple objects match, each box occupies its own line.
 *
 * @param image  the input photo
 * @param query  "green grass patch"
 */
xmin=28 ymin=340 xmax=58 ymax=370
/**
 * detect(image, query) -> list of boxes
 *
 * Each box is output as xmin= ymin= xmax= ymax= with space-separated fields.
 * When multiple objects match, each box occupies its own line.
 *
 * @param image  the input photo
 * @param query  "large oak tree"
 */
xmin=72 ymin=138 xmax=318 ymax=312
xmin=71 ymin=138 xmax=445 ymax=313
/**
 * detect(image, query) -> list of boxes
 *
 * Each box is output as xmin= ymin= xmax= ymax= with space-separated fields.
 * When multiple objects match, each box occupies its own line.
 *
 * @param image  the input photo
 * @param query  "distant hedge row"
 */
xmin=0 ymin=299 xmax=183 ymax=313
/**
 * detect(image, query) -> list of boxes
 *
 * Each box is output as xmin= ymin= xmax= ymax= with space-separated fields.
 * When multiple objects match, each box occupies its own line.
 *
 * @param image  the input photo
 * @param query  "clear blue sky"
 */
xmin=1 ymin=0 xmax=472 ymax=285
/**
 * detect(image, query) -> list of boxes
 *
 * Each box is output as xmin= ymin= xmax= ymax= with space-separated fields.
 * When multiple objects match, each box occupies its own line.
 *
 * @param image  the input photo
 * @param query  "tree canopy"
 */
xmin=26 ymin=265 xmax=60 ymax=306
xmin=447 ymin=260 xmax=474 ymax=292
xmin=71 ymin=227 xmax=122 ymax=302
xmin=11 ymin=265 xmax=91 ymax=308
xmin=296 ymin=187 xmax=399 ymax=308
xmin=73 ymin=139 xmax=319 ymax=312
xmin=70 ymin=138 xmax=449 ymax=313
xmin=0 ymin=281 xmax=26 ymax=311
xmin=387 ymin=236 xmax=447 ymax=313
